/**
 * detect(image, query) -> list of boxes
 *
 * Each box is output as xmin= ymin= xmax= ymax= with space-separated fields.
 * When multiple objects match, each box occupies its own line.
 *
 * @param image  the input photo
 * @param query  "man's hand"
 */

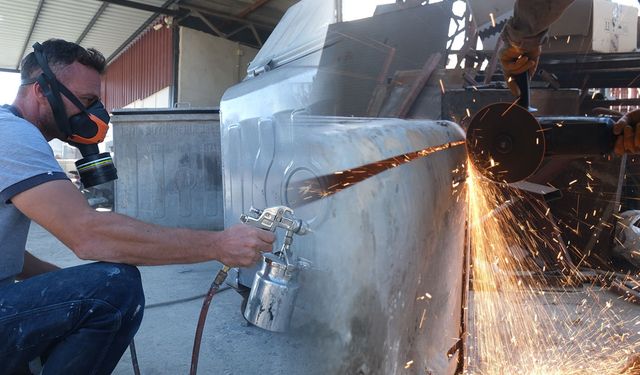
xmin=216 ymin=224 xmax=276 ymax=268
xmin=614 ymin=109 xmax=640 ymax=155
xmin=499 ymin=43 xmax=541 ymax=97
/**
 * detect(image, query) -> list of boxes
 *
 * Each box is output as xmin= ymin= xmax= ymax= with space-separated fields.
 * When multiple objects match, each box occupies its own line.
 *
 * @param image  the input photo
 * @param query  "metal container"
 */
xmin=244 ymin=253 xmax=301 ymax=332
xmin=221 ymin=1 xmax=467 ymax=374
xmin=111 ymin=108 xmax=223 ymax=230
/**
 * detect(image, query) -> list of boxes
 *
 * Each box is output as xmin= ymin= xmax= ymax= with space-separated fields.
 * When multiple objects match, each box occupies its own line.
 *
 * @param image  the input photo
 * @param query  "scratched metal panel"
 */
xmin=221 ymin=113 xmax=467 ymax=375
xmin=220 ymin=2 xmax=466 ymax=373
xmin=111 ymin=108 xmax=223 ymax=230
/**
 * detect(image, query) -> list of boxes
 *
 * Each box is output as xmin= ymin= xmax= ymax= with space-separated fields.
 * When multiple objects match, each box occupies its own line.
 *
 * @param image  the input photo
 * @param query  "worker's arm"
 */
xmin=11 ymin=179 xmax=275 ymax=267
xmin=16 ymin=251 xmax=60 ymax=280
xmin=500 ymin=0 xmax=575 ymax=95
xmin=503 ymin=0 xmax=575 ymax=49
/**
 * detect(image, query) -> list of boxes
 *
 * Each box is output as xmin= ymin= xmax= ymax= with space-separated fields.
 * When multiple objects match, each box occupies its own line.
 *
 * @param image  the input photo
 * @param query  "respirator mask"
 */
xmin=22 ymin=42 xmax=117 ymax=188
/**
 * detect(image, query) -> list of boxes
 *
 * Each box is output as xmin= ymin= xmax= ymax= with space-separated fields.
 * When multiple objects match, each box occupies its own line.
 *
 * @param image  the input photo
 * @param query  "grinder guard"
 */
xmin=466 ymin=102 xmax=545 ymax=183
xmin=467 ymin=70 xmax=617 ymax=184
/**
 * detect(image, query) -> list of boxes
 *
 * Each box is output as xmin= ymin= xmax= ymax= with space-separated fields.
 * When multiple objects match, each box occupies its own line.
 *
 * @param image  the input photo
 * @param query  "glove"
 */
xmin=613 ymin=109 xmax=640 ymax=155
xmin=499 ymin=42 xmax=541 ymax=97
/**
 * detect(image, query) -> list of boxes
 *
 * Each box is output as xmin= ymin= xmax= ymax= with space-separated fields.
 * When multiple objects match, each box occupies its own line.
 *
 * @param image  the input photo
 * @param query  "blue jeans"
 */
xmin=0 ymin=262 xmax=145 ymax=375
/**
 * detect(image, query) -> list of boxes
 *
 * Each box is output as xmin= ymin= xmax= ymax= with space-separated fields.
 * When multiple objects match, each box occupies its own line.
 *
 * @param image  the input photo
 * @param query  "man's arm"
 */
xmin=500 ymin=1 xmax=636 ymax=155
xmin=12 ymin=179 xmax=275 ymax=267
xmin=16 ymin=251 xmax=60 ymax=280
xmin=503 ymin=0 xmax=576 ymax=49
xmin=499 ymin=0 xmax=575 ymax=96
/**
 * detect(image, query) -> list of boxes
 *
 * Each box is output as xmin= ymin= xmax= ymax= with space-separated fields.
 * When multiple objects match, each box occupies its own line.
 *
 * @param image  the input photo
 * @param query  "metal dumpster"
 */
xmin=111 ymin=108 xmax=223 ymax=230
xmin=220 ymin=1 xmax=468 ymax=374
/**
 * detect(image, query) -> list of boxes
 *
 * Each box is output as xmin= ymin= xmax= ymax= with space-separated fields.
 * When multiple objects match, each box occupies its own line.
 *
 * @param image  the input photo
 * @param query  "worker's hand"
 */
xmin=217 ymin=224 xmax=275 ymax=267
xmin=613 ymin=109 xmax=640 ymax=155
xmin=499 ymin=42 xmax=541 ymax=97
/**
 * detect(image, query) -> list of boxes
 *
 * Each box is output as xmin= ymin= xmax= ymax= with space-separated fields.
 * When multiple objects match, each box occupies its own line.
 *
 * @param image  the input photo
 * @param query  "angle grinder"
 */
xmin=465 ymin=72 xmax=616 ymax=183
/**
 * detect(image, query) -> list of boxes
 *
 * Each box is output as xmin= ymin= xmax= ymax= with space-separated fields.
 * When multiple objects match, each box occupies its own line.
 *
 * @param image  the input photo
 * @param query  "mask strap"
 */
xmin=56 ymin=83 xmax=89 ymax=113
xmin=32 ymin=44 xmax=93 ymax=115
xmin=31 ymin=43 xmax=73 ymax=137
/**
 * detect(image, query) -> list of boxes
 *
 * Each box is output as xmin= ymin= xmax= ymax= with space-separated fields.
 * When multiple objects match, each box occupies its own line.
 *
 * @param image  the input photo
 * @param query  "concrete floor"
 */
xmin=26 ymin=223 xmax=313 ymax=375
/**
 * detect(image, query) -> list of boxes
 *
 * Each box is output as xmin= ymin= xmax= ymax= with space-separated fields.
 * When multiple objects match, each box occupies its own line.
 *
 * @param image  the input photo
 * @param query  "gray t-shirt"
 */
xmin=0 ymin=105 xmax=67 ymax=286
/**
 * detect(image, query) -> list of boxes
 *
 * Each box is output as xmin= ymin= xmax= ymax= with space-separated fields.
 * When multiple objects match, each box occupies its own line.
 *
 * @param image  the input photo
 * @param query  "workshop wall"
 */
xmin=101 ymin=25 xmax=174 ymax=111
xmin=178 ymin=27 xmax=258 ymax=108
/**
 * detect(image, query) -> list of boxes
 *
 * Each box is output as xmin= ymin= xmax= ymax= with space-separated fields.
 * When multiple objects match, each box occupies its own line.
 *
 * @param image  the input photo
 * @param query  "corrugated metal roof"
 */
xmin=80 ymin=0 xmax=168 ymax=60
xmin=0 ymin=0 xmax=296 ymax=72
xmin=24 ymin=0 xmax=105 ymax=55
xmin=0 ymin=0 xmax=42 ymax=69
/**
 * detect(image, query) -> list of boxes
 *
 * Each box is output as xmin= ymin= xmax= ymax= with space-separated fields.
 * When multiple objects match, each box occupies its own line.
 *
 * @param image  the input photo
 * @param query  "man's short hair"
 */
xmin=20 ymin=39 xmax=106 ymax=81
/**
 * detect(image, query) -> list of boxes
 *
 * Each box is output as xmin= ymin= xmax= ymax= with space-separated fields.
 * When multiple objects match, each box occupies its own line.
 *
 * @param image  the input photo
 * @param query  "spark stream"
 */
xmin=465 ymin=162 xmax=640 ymax=375
xmin=287 ymin=140 xmax=465 ymax=208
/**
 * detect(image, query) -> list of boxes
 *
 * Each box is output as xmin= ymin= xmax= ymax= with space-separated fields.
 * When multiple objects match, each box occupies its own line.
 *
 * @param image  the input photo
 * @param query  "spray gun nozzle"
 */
xmin=292 ymin=220 xmax=309 ymax=235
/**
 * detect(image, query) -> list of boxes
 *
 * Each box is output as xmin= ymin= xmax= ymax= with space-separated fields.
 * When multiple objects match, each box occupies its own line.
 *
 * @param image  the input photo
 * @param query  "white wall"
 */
xmin=178 ymin=27 xmax=258 ymax=108
xmin=124 ymin=86 xmax=171 ymax=109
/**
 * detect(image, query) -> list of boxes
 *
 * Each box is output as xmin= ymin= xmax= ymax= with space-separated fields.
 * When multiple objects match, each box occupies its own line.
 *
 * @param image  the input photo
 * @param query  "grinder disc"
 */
xmin=466 ymin=102 xmax=545 ymax=183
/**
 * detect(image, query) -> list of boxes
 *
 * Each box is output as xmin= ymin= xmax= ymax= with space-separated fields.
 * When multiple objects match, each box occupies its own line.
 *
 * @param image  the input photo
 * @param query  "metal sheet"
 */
xmin=220 ymin=2 xmax=466 ymax=373
xmin=111 ymin=108 xmax=223 ymax=230
xmin=221 ymin=112 xmax=467 ymax=374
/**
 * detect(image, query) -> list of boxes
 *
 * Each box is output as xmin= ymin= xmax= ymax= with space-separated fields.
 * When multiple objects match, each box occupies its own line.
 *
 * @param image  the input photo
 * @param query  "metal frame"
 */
xmin=179 ymin=4 xmax=276 ymax=30
xmin=236 ymin=0 xmax=273 ymax=19
xmin=180 ymin=2 xmax=276 ymax=47
xmin=99 ymin=0 xmax=183 ymax=16
xmin=192 ymin=10 xmax=227 ymax=38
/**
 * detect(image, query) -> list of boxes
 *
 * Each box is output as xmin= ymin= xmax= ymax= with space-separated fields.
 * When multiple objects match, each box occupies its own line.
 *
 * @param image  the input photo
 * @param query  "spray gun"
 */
xmin=466 ymin=71 xmax=616 ymax=183
xmin=241 ymin=206 xmax=309 ymax=265
xmin=240 ymin=206 xmax=310 ymax=332
xmin=190 ymin=206 xmax=308 ymax=374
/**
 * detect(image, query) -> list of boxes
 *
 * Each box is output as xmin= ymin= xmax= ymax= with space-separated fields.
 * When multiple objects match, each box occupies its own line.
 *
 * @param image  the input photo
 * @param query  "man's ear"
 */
xmin=32 ymin=80 xmax=49 ymax=104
